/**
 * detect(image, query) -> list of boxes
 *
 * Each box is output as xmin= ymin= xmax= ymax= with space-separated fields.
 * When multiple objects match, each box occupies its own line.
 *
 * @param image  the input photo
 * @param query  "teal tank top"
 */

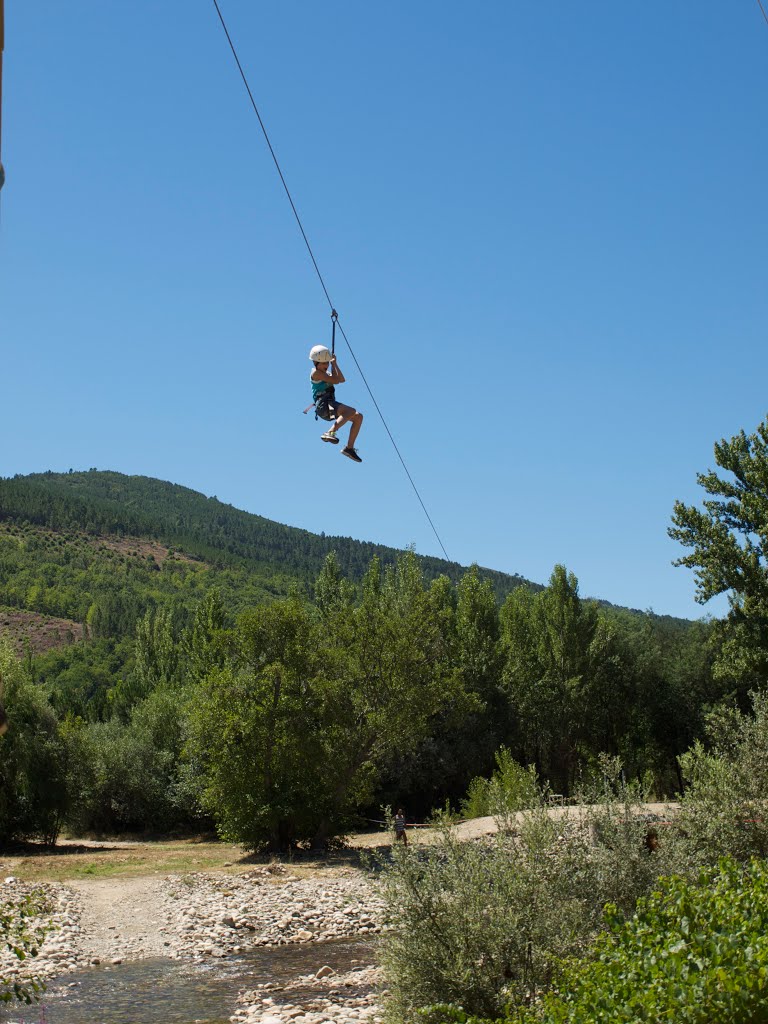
xmin=311 ymin=376 xmax=333 ymax=400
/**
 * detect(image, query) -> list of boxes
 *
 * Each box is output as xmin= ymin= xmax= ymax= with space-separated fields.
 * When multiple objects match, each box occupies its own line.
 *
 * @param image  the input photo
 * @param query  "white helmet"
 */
xmin=309 ymin=344 xmax=332 ymax=362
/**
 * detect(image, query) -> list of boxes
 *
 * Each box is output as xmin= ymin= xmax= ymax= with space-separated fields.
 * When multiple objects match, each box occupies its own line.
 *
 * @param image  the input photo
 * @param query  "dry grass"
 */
xmin=0 ymin=837 xmax=249 ymax=883
xmin=0 ymin=835 xmax=381 ymax=884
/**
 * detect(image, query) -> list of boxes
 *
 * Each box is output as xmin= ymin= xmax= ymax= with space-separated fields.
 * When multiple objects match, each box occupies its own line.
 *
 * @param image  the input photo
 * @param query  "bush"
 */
xmin=377 ymin=789 xmax=673 ymax=1024
xmin=460 ymin=748 xmax=541 ymax=821
xmin=674 ymin=693 xmax=768 ymax=866
xmin=1 ymin=889 xmax=50 ymax=1005
xmin=67 ymin=689 xmax=194 ymax=834
xmin=533 ymin=857 xmax=768 ymax=1024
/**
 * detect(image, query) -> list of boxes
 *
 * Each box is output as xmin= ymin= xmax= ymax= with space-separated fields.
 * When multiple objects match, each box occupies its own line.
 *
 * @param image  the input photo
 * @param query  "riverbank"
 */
xmin=1 ymin=806 xmax=677 ymax=1022
xmin=1 ymin=848 xmax=387 ymax=1024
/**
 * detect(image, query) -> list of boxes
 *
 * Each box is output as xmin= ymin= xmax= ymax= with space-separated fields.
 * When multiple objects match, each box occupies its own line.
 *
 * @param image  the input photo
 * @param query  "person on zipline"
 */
xmin=309 ymin=344 xmax=363 ymax=463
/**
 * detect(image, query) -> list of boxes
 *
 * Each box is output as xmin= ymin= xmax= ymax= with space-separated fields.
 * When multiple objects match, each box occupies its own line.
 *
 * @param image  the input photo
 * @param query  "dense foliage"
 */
xmin=0 ymin=470 xmax=529 ymax=602
xmin=534 ymin=858 xmax=768 ymax=1024
xmin=378 ymin=790 xmax=672 ymax=1022
xmin=379 ymin=692 xmax=768 ymax=1024
xmin=670 ymin=413 xmax=768 ymax=688
xmin=0 ymin=888 xmax=49 ymax=1005
xmin=0 ymin=466 xmax=730 ymax=848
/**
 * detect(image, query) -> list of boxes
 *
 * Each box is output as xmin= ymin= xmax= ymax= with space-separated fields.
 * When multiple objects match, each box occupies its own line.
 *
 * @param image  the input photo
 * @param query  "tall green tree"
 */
xmin=0 ymin=640 xmax=69 ymax=845
xmin=669 ymin=415 xmax=768 ymax=687
xmin=312 ymin=553 xmax=460 ymax=841
xmin=500 ymin=565 xmax=599 ymax=791
xmin=187 ymin=598 xmax=322 ymax=851
xmin=182 ymin=589 xmax=229 ymax=684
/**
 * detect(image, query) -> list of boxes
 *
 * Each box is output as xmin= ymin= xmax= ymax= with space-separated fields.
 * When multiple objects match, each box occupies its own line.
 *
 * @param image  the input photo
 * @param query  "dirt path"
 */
xmin=67 ymin=877 xmax=171 ymax=960
xmin=346 ymin=801 xmax=678 ymax=847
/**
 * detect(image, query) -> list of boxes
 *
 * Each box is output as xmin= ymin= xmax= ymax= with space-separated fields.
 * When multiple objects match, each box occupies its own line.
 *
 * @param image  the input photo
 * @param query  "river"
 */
xmin=0 ymin=937 xmax=377 ymax=1024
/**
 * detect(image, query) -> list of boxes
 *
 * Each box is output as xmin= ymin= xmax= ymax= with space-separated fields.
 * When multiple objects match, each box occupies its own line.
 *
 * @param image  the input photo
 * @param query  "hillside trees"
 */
xmin=500 ymin=566 xmax=603 ymax=791
xmin=187 ymin=598 xmax=322 ymax=851
xmin=0 ymin=513 xmax=726 ymax=844
xmin=188 ymin=554 xmax=464 ymax=850
xmin=0 ymin=640 xmax=69 ymax=844
xmin=0 ymin=471 xmax=526 ymax=600
xmin=670 ymin=414 xmax=768 ymax=688
xmin=498 ymin=567 xmax=672 ymax=792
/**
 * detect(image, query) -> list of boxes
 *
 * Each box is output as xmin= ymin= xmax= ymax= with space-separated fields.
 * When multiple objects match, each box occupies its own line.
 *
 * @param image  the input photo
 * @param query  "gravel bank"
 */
xmin=1 ymin=867 xmax=386 ymax=1023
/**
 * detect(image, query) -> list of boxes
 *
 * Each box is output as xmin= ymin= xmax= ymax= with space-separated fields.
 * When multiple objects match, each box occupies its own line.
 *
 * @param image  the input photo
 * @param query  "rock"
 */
xmin=315 ymin=966 xmax=336 ymax=979
xmin=296 ymin=929 xmax=314 ymax=941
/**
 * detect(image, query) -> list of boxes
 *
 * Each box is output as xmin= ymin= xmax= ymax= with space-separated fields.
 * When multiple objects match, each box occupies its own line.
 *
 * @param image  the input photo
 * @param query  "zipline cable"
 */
xmin=758 ymin=0 xmax=768 ymax=27
xmin=0 ymin=0 xmax=6 ymax=194
xmin=210 ymin=0 xmax=451 ymax=563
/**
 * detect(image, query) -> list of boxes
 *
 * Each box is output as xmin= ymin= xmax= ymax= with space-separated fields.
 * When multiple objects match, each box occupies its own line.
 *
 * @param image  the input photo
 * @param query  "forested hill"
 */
xmin=0 ymin=470 xmax=533 ymax=599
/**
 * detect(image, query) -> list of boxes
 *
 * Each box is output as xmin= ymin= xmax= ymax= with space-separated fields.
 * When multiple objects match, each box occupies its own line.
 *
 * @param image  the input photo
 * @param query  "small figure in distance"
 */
xmin=643 ymin=827 xmax=659 ymax=854
xmin=394 ymin=807 xmax=408 ymax=846
xmin=309 ymin=345 xmax=364 ymax=463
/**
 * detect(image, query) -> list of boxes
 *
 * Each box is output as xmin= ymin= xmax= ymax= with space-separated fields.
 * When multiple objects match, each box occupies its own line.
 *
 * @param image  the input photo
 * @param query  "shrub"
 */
xmin=67 ymin=689 xmax=194 ymax=834
xmin=460 ymin=748 xmax=541 ymax=821
xmin=674 ymin=693 xmax=768 ymax=866
xmin=1 ymin=889 xmax=50 ymax=1005
xmin=377 ymin=790 xmax=673 ymax=1024
xmin=533 ymin=857 xmax=768 ymax=1024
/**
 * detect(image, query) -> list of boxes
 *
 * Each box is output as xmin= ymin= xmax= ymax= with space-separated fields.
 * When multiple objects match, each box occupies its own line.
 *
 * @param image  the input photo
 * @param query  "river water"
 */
xmin=0 ymin=937 xmax=377 ymax=1024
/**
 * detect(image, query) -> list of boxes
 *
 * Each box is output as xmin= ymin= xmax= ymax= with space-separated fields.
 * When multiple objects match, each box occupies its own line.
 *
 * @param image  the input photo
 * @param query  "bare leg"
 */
xmin=333 ymin=404 xmax=363 ymax=448
xmin=347 ymin=411 xmax=363 ymax=448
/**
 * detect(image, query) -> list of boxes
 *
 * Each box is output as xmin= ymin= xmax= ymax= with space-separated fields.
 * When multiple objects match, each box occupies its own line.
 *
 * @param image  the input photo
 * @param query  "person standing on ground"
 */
xmin=394 ymin=808 xmax=408 ymax=845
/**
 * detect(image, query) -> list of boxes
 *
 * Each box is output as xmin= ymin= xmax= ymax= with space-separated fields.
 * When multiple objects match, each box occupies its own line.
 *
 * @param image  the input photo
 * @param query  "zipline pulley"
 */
xmin=330 ymin=309 xmax=338 ymax=357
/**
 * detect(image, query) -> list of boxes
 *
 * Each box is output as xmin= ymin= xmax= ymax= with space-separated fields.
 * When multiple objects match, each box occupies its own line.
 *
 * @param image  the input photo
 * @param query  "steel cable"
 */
xmin=210 ymin=0 xmax=450 ymax=561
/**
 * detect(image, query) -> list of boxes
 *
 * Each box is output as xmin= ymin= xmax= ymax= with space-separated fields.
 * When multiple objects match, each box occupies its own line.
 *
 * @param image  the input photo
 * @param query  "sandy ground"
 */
xmin=66 ymin=876 xmax=172 ymax=959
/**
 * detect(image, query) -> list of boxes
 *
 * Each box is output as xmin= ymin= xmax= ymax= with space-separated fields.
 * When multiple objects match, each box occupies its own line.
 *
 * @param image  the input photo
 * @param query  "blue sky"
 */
xmin=1 ymin=1 xmax=767 ymax=619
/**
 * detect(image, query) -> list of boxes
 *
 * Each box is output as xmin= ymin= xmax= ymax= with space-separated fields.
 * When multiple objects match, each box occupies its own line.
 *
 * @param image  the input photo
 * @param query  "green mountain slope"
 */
xmin=0 ymin=470 xmax=535 ymax=641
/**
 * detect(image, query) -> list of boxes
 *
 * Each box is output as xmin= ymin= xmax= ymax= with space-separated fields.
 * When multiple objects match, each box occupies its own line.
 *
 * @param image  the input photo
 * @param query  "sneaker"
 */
xmin=321 ymin=430 xmax=339 ymax=444
xmin=341 ymin=447 xmax=363 ymax=463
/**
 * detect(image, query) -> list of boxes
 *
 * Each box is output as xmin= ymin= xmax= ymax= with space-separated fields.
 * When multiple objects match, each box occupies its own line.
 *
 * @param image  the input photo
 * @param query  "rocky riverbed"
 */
xmin=1 ymin=866 xmax=387 ymax=1024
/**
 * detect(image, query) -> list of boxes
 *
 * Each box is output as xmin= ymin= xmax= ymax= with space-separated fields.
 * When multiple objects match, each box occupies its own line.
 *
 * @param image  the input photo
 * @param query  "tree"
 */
xmin=187 ymin=553 xmax=463 ymax=850
xmin=187 ymin=598 xmax=322 ymax=851
xmin=669 ymin=415 xmax=768 ymax=686
xmin=312 ymin=553 xmax=460 ymax=844
xmin=0 ymin=640 xmax=69 ymax=845
xmin=182 ymin=589 xmax=229 ymax=684
xmin=500 ymin=566 xmax=599 ymax=792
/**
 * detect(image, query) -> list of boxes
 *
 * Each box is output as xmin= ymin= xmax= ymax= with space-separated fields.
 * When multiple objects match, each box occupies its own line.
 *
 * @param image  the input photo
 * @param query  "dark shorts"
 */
xmin=315 ymin=391 xmax=339 ymax=422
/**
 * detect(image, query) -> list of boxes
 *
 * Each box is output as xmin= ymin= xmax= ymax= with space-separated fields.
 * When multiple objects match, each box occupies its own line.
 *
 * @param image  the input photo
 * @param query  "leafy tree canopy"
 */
xmin=670 ymin=415 xmax=768 ymax=684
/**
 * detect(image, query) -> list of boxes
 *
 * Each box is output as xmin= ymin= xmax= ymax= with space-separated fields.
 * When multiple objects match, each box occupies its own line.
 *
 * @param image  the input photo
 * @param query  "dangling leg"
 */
xmin=333 ymin=404 xmax=364 ymax=462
